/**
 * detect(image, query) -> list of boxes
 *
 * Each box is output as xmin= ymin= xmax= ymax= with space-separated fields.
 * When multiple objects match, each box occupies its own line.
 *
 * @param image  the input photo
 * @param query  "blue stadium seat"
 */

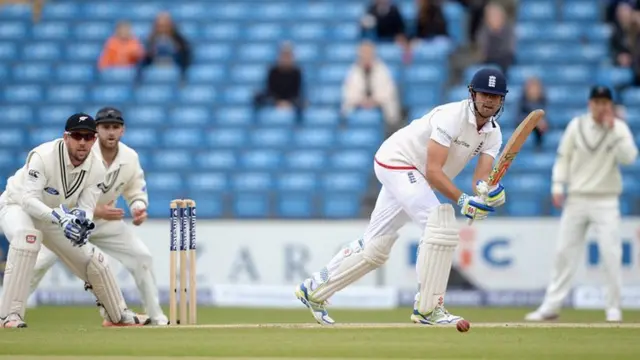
xmin=74 ymin=22 xmax=112 ymax=40
xmin=297 ymin=2 xmax=335 ymax=19
xmin=329 ymin=150 xmax=371 ymax=170
xmin=13 ymin=63 xmax=51 ymax=81
xmin=65 ymin=42 xmax=102 ymax=61
xmin=322 ymin=172 xmax=367 ymax=193
xmin=546 ymin=86 xmax=590 ymax=105
xmin=239 ymin=150 xmax=282 ymax=169
xmin=245 ymin=23 xmax=284 ymax=41
xmin=179 ymin=85 xmax=217 ymax=104
xmin=0 ymin=128 xmax=24 ymax=148
xmin=170 ymin=107 xmax=210 ymax=125
xmin=232 ymin=172 xmax=273 ymax=191
xmin=322 ymin=195 xmax=361 ymax=218
xmin=255 ymin=3 xmax=290 ymax=21
xmin=135 ymin=85 xmax=175 ymax=103
xmin=189 ymin=193 xmax=225 ymax=218
xmin=623 ymin=175 xmax=640 ymax=195
xmin=544 ymin=130 xmax=564 ymax=150
xmin=285 ymin=150 xmax=326 ymax=170
xmin=194 ymin=44 xmax=233 ymax=62
xmin=318 ymin=64 xmax=350 ymax=83
xmin=146 ymin=172 xmax=183 ymax=191
xmin=162 ymin=128 xmax=203 ymax=148
xmin=584 ymin=24 xmax=613 ymax=42
xmin=294 ymin=128 xmax=334 ymax=147
xmin=215 ymin=107 xmax=252 ymax=126
xmin=202 ymin=23 xmax=241 ymax=41
xmin=257 ymin=108 xmax=296 ymax=126
xmin=503 ymin=174 xmax=550 ymax=193
xmin=92 ymin=85 xmax=132 ymax=103
xmin=196 ymin=150 xmax=237 ymax=170
xmin=3 ymin=85 xmax=43 ymax=102
xmin=403 ymin=64 xmax=446 ymax=84
xmin=309 ymin=85 xmax=342 ymax=105
xmin=518 ymin=0 xmax=556 ymax=20
xmin=47 ymin=85 xmax=87 ymax=103
xmin=172 ymin=3 xmax=210 ymax=21
xmin=231 ymin=65 xmax=264 ymax=83
xmin=187 ymin=65 xmax=226 ymax=83
xmin=142 ymin=66 xmax=181 ymax=83
xmin=325 ymin=43 xmax=357 ymax=61
xmin=250 ymin=127 xmax=291 ymax=147
xmin=275 ymin=173 xmax=318 ymax=192
xmin=23 ymin=43 xmax=60 ymax=61
xmin=99 ymin=68 xmax=136 ymax=83
xmin=152 ymin=150 xmax=192 ymax=170
xmin=293 ymin=43 xmax=320 ymax=63
xmin=126 ymin=106 xmax=164 ymax=126
xmin=404 ymin=85 xmax=442 ymax=107
xmin=221 ymin=86 xmax=253 ymax=105
xmin=304 ymin=107 xmax=340 ymax=126
xmin=276 ymin=194 xmax=314 ymax=218
xmin=29 ymin=127 xmax=60 ymax=147
xmin=346 ymin=109 xmax=383 ymax=126
xmin=1 ymin=105 xmax=32 ymax=124
xmin=290 ymin=23 xmax=326 ymax=41
xmin=545 ymin=107 xmax=584 ymax=128
xmin=186 ymin=173 xmax=228 ymax=192
xmin=0 ymin=150 xmax=17 ymax=170
xmin=517 ymin=22 xmax=581 ymax=42
xmin=38 ymin=106 xmax=76 ymax=125
xmin=336 ymin=128 xmax=382 ymax=148
xmin=597 ymin=67 xmax=634 ymax=88
xmin=505 ymin=196 xmax=544 ymax=217
xmin=562 ymin=1 xmax=599 ymax=21
xmin=42 ymin=2 xmax=79 ymax=19
xmin=0 ymin=22 xmax=27 ymax=39
xmin=376 ymin=44 xmax=403 ymax=64
xmin=332 ymin=23 xmax=359 ymax=41
xmin=232 ymin=194 xmax=270 ymax=218
xmin=122 ymin=128 xmax=158 ymax=148
xmin=0 ymin=42 xmax=16 ymax=61
xmin=238 ymin=44 xmax=276 ymax=62
xmin=56 ymin=63 xmax=94 ymax=82
xmin=206 ymin=127 xmax=247 ymax=148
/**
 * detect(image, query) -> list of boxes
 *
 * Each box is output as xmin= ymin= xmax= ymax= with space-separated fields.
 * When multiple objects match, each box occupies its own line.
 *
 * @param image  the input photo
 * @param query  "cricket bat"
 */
xmin=467 ymin=109 xmax=545 ymax=225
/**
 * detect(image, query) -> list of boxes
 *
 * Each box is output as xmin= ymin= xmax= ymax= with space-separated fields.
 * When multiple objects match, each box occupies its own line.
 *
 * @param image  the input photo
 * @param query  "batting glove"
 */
xmin=475 ymin=180 xmax=506 ymax=207
xmin=457 ymin=193 xmax=495 ymax=220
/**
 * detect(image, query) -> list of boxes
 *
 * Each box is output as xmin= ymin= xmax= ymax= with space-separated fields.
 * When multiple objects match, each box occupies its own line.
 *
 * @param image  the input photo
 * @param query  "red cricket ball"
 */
xmin=456 ymin=319 xmax=471 ymax=333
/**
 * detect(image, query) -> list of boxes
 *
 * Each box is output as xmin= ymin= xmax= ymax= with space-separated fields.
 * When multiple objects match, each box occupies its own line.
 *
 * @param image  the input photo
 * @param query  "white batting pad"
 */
xmin=0 ymin=228 xmax=42 ymax=318
xmin=86 ymin=248 xmax=127 ymax=324
xmin=28 ymin=246 xmax=59 ymax=296
xmin=311 ymin=234 xmax=398 ymax=302
xmin=417 ymin=204 xmax=459 ymax=315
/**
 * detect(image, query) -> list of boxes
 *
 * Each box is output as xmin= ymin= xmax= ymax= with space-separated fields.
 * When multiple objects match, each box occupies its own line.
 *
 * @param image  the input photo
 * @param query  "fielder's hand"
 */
xmin=132 ymin=208 xmax=148 ymax=226
xmin=95 ymin=202 xmax=125 ymax=221
xmin=475 ymin=180 xmax=506 ymax=207
xmin=457 ymin=193 xmax=495 ymax=220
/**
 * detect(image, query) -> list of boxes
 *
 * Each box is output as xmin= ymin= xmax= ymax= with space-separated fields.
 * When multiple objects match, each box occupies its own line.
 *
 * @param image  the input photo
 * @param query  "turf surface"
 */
xmin=0 ymin=307 xmax=638 ymax=359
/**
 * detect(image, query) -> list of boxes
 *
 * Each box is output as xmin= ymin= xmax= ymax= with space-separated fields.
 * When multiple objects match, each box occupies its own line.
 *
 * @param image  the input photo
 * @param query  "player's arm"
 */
xmin=21 ymin=152 xmax=57 ymax=222
xmin=612 ymin=121 xmax=638 ymax=165
xmin=551 ymin=119 xmax=578 ymax=196
xmin=472 ymin=154 xmax=496 ymax=193
xmin=122 ymin=154 xmax=148 ymax=212
xmin=425 ymin=140 xmax=462 ymax=202
xmin=76 ymin=162 xmax=107 ymax=221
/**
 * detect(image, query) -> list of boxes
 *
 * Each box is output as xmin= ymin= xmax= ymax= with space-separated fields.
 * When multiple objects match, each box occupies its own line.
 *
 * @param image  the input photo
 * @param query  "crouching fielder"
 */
xmin=526 ymin=86 xmax=638 ymax=322
xmin=0 ymin=113 xmax=147 ymax=328
xmin=295 ymin=68 xmax=509 ymax=325
xmin=28 ymin=107 xmax=168 ymax=326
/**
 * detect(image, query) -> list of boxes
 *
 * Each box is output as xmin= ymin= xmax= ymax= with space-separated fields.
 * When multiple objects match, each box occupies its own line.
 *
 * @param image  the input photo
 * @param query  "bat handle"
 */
xmin=467 ymin=218 xmax=474 ymax=226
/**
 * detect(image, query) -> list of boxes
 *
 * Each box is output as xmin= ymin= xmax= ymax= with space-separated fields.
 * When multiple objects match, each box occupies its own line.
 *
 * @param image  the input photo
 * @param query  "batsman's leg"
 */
xmin=525 ymin=198 xmax=589 ymax=321
xmin=41 ymin=228 xmax=149 ymax=327
xmin=412 ymin=204 xmax=462 ymax=325
xmin=92 ymin=220 xmax=168 ymax=325
xmin=0 ymin=204 xmax=42 ymax=328
xmin=590 ymin=200 xmax=622 ymax=322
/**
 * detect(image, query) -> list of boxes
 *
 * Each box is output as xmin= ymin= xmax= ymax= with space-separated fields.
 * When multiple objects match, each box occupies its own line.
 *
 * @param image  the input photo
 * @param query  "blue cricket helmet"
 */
xmin=468 ymin=68 xmax=508 ymax=96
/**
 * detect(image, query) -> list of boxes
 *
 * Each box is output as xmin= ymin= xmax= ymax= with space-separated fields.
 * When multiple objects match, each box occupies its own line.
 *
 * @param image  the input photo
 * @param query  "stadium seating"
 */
xmin=0 ymin=0 xmax=638 ymax=218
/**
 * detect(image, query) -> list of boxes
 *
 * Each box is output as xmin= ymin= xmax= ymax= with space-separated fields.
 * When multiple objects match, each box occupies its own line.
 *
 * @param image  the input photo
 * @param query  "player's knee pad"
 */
xmin=362 ymin=234 xmax=398 ymax=266
xmin=416 ymin=204 xmax=459 ymax=314
xmin=85 ymin=248 xmax=127 ymax=324
xmin=0 ymin=229 xmax=42 ymax=317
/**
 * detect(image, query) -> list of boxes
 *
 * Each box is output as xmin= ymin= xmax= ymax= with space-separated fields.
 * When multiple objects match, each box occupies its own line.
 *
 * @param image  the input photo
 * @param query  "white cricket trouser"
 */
xmin=540 ymin=194 xmax=622 ymax=312
xmin=29 ymin=219 xmax=164 ymax=320
xmin=0 ymin=203 xmax=103 ymax=317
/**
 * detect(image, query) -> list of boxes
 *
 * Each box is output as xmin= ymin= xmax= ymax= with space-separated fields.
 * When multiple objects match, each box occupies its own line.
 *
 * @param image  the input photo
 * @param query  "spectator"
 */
xmin=342 ymin=41 xmax=401 ymax=129
xmin=412 ymin=0 xmax=448 ymax=40
xmin=610 ymin=3 xmax=637 ymax=68
xmin=136 ymin=12 xmax=191 ymax=84
xmin=519 ymin=77 xmax=548 ymax=151
xmin=476 ymin=2 xmax=515 ymax=73
xmin=360 ymin=0 xmax=407 ymax=43
xmin=98 ymin=21 xmax=144 ymax=71
xmin=253 ymin=43 xmax=304 ymax=124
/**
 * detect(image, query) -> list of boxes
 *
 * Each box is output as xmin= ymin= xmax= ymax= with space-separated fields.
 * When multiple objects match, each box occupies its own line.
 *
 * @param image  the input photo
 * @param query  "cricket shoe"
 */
xmin=150 ymin=315 xmax=169 ymax=326
xmin=295 ymin=279 xmax=334 ymax=325
xmin=524 ymin=308 xmax=559 ymax=321
xmin=606 ymin=308 xmax=622 ymax=322
xmin=101 ymin=308 xmax=150 ymax=327
xmin=1 ymin=313 xmax=27 ymax=328
xmin=410 ymin=293 xmax=462 ymax=325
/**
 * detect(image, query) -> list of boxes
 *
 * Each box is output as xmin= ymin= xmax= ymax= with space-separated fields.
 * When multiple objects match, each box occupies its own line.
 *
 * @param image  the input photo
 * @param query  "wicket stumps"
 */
xmin=169 ymin=199 xmax=197 ymax=325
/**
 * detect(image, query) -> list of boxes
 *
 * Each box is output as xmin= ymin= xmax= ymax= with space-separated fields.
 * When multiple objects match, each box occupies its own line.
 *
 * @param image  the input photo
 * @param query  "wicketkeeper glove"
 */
xmin=51 ymin=205 xmax=95 ymax=247
xmin=475 ymin=180 xmax=506 ymax=207
xmin=457 ymin=193 xmax=495 ymax=220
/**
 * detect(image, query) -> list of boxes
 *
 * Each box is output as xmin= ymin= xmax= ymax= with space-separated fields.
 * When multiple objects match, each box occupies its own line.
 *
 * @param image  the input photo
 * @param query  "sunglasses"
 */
xmin=66 ymin=132 xmax=96 ymax=141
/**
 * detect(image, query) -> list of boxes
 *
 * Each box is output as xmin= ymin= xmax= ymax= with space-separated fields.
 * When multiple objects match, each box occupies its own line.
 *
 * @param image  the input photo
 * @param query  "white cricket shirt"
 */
xmin=374 ymin=99 xmax=503 ymax=179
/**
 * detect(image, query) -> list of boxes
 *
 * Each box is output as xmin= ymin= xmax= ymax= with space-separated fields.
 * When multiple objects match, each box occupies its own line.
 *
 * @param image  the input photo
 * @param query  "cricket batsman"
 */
xmin=295 ymin=68 xmax=508 ymax=325
xmin=526 ymin=85 xmax=638 ymax=322
xmin=28 ymin=107 xmax=169 ymax=326
xmin=0 ymin=113 xmax=148 ymax=328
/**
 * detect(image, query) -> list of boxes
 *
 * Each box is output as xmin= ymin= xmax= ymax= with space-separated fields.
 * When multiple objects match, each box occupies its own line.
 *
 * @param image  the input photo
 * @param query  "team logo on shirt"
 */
xmin=28 ymin=169 xmax=39 ymax=179
xmin=407 ymin=171 xmax=417 ymax=184
xmin=472 ymin=142 xmax=484 ymax=156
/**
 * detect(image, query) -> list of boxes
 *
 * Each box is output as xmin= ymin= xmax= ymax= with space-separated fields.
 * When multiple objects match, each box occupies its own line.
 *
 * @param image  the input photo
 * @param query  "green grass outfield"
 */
xmin=1 ymin=306 xmax=639 ymax=359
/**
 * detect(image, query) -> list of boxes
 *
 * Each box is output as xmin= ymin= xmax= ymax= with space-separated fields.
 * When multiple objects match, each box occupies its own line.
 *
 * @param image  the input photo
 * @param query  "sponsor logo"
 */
xmin=28 ymin=169 xmax=39 ymax=179
xmin=454 ymin=138 xmax=470 ymax=148
xmin=44 ymin=187 xmax=59 ymax=195
xmin=26 ymin=235 xmax=36 ymax=244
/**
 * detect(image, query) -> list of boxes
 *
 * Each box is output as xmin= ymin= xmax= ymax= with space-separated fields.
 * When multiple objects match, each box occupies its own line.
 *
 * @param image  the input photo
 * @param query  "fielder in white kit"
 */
xmin=526 ymin=86 xmax=638 ymax=322
xmin=0 ymin=113 xmax=148 ymax=328
xmin=28 ymin=107 xmax=169 ymax=326
xmin=296 ymin=68 xmax=509 ymax=325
